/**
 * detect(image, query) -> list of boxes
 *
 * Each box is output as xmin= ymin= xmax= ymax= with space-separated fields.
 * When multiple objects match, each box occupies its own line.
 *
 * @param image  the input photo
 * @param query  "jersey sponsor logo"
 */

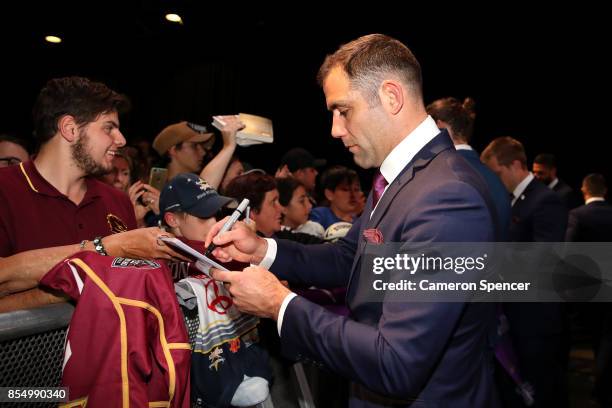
xmin=169 ymin=261 xmax=191 ymax=281
xmin=229 ymin=338 xmax=241 ymax=353
xmin=206 ymin=279 xmax=233 ymax=314
xmin=208 ymin=346 xmax=225 ymax=371
xmin=111 ymin=258 xmax=161 ymax=269
xmin=107 ymin=213 xmax=128 ymax=234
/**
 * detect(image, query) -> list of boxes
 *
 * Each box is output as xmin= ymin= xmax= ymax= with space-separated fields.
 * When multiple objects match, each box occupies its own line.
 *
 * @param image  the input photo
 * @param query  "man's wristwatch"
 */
xmin=92 ymin=236 xmax=108 ymax=256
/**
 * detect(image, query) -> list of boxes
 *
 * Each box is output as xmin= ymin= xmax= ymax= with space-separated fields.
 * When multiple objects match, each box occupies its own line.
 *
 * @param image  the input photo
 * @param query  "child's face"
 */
xmin=174 ymin=212 xmax=217 ymax=241
xmin=282 ymin=185 xmax=312 ymax=229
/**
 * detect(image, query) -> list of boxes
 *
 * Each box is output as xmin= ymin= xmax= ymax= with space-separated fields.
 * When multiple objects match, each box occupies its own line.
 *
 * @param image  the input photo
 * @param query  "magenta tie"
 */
xmin=372 ymin=170 xmax=388 ymax=208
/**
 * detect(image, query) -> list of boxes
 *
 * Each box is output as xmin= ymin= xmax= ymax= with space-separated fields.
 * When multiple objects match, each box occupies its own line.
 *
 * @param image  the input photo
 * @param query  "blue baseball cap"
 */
xmin=160 ymin=173 xmax=237 ymax=219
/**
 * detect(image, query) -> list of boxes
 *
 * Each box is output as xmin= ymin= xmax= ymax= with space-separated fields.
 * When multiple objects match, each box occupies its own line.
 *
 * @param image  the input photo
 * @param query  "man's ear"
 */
xmin=436 ymin=119 xmax=449 ymax=130
xmin=58 ymin=115 xmax=79 ymax=142
xmin=168 ymin=145 xmax=178 ymax=159
xmin=247 ymin=209 xmax=259 ymax=228
xmin=511 ymin=159 xmax=525 ymax=172
xmin=324 ymin=188 xmax=335 ymax=202
xmin=379 ymin=80 xmax=404 ymax=115
xmin=164 ymin=212 xmax=181 ymax=228
xmin=275 ymin=164 xmax=291 ymax=178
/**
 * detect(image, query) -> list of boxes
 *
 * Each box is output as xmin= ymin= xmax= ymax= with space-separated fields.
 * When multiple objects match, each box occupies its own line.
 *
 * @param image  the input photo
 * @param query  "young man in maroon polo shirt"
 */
xmin=0 ymin=76 xmax=186 ymax=312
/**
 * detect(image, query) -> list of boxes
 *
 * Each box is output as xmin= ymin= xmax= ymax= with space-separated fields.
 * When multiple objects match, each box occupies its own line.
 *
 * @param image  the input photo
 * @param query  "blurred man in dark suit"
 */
xmin=533 ymin=153 xmax=580 ymax=209
xmin=566 ymin=173 xmax=612 ymax=407
xmin=482 ymin=137 xmax=569 ymax=408
xmin=566 ymin=173 xmax=612 ymax=241
xmin=427 ymin=97 xmax=511 ymax=239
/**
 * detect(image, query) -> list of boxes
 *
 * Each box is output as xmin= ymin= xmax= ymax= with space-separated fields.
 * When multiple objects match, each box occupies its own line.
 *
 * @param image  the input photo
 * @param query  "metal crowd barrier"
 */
xmin=0 ymin=304 xmax=286 ymax=407
xmin=0 ymin=303 xmax=73 ymax=407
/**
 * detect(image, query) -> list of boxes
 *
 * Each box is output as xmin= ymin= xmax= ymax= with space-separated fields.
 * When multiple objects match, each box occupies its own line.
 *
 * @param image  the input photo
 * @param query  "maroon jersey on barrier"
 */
xmin=0 ymin=161 xmax=137 ymax=256
xmin=41 ymin=251 xmax=191 ymax=408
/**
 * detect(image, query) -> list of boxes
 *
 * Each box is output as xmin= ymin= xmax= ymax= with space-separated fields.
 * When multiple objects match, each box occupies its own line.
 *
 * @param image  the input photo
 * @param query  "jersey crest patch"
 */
xmin=107 ymin=213 xmax=128 ymax=234
xmin=112 ymin=258 xmax=161 ymax=269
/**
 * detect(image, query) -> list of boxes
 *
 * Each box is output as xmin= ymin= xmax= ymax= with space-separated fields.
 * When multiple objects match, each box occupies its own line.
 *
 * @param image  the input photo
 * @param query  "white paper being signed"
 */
xmin=160 ymin=237 xmax=229 ymax=272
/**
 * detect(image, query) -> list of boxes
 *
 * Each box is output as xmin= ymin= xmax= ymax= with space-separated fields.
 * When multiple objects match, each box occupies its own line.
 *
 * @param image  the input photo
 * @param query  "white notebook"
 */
xmin=212 ymin=113 xmax=273 ymax=146
xmin=160 ymin=237 xmax=229 ymax=272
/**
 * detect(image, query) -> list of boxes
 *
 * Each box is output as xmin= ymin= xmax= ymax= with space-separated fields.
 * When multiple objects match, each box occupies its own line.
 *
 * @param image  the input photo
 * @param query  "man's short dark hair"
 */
xmin=317 ymin=34 xmax=423 ymax=105
xmin=279 ymin=147 xmax=326 ymax=173
xmin=583 ymin=173 xmax=607 ymax=197
xmin=276 ymin=177 xmax=305 ymax=207
xmin=481 ymin=136 xmax=528 ymax=168
xmin=533 ymin=153 xmax=557 ymax=169
xmin=320 ymin=166 xmax=360 ymax=191
xmin=32 ymin=76 xmax=129 ymax=146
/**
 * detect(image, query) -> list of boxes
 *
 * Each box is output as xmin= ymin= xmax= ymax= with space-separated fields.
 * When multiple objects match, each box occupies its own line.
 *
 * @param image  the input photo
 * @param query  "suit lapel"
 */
xmin=346 ymin=131 xmax=455 ymax=297
xmin=512 ymin=178 xmax=536 ymax=214
xmin=367 ymin=131 xmax=453 ymax=230
xmin=510 ymin=179 xmax=538 ymax=241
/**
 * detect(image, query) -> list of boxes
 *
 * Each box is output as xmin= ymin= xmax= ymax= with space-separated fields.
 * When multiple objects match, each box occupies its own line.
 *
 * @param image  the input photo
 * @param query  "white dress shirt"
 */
xmin=585 ymin=197 xmax=605 ymax=205
xmin=511 ymin=173 xmax=534 ymax=207
xmin=372 ymin=116 xmax=440 ymax=215
xmin=454 ymin=144 xmax=474 ymax=151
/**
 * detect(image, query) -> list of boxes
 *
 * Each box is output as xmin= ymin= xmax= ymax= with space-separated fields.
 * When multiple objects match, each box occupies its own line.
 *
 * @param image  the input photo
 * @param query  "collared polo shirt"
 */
xmin=0 ymin=161 xmax=137 ymax=256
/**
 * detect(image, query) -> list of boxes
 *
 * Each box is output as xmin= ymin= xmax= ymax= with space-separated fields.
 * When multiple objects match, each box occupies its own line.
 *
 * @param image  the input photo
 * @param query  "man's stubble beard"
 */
xmin=71 ymin=128 xmax=110 ymax=178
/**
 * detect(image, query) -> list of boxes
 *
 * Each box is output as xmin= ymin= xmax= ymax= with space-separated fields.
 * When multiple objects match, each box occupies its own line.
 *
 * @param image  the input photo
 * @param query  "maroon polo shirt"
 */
xmin=0 ymin=161 xmax=137 ymax=257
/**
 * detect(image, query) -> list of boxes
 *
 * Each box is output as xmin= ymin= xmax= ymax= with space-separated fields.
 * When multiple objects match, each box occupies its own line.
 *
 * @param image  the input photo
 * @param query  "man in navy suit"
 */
xmin=566 ymin=173 xmax=612 ymax=242
xmin=566 ymin=173 xmax=612 ymax=407
xmin=427 ymin=97 xmax=511 ymax=239
xmin=532 ymin=153 xmax=580 ymax=210
xmin=208 ymin=34 xmax=500 ymax=407
xmin=482 ymin=137 xmax=568 ymax=407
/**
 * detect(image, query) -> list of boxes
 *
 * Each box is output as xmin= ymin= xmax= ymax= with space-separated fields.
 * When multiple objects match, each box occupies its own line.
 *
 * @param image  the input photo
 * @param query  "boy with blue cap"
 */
xmin=160 ymin=173 xmax=272 ymax=408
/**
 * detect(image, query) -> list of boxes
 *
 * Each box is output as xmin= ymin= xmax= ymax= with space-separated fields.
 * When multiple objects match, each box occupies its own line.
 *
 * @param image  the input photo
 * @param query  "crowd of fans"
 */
xmin=1 ymin=75 xmax=610 ymax=408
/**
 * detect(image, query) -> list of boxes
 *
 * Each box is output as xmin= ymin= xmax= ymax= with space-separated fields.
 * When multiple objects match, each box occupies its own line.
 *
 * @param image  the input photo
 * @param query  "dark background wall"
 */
xmin=0 ymin=2 xmax=607 ymax=190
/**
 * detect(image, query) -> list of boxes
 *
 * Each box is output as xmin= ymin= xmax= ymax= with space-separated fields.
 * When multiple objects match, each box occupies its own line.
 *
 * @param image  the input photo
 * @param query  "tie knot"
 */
xmin=373 ymin=171 xmax=387 ymax=190
xmin=372 ymin=171 xmax=388 ymax=208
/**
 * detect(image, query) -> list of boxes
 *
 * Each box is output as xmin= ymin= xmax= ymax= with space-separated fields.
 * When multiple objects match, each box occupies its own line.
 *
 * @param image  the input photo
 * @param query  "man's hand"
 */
xmin=214 ymin=115 xmax=246 ymax=147
xmin=140 ymin=183 xmax=161 ymax=215
xmin=128 ymin=181 xmax=161 ymax=227
xmin=210 ymin=266 xmax=291 ymax=320
xmin=275 ymin=164 xmax=292 ymax=178
xmin=200 ymin=116 xmax=245 ymax=190
xmin=0 ymin=228 xmax=188 ymax=304
xmin=103 ymin=228 xmax=190 ymax=261
xmin=205 ymin=218 xmax=268 ymax=264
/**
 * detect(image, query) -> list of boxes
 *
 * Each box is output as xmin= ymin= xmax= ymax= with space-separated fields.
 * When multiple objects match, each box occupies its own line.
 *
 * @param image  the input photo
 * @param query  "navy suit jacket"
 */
xmin=509 ymin=178 xmax=567 ymax=243
xmin=458 ymin=148 xmax=511 ymax=240
xmin=270 ymin=132 xmax=500 ymax=407
xmin=505 ymin=178 xmax=568 ymax=338
xmin=553 ymin=178 xmax=580 ymax=209
xmin=566 ymin=200 xmax=612 ymax=242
